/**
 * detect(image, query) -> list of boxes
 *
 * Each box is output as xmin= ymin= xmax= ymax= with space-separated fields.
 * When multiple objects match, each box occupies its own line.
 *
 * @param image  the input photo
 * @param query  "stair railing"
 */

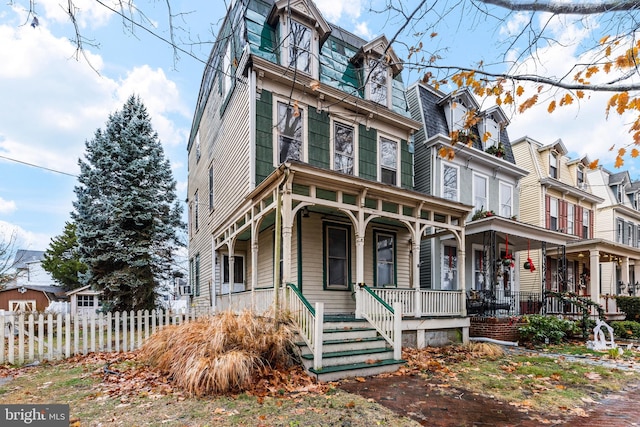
xmin=359 ymin=284 xmax=402 ymax=360
xmin=286 ymin=283 xmax=323 ymax=370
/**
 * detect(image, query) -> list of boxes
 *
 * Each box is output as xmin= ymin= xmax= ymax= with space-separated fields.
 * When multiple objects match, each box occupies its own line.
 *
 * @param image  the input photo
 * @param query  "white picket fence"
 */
xmin=1 ymin=309 xmax=196 ymax=365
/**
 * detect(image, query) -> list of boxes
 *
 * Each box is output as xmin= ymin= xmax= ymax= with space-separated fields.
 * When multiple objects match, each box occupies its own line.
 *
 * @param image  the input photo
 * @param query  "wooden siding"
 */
xmin=255 ymin=90 xmax=274 ymax=183
xmin=512 ymin=142 xmax=542 ymax=226
xmin=0 ymin=289 xmax=51 ymax=311
xmin=308 ymin=107 xmax=330 ymax=169
xmin=358 ymin=124 xmax=377 ymax=181
xmin=257 ymin=227 xmax=275 ymax=289
xmin=518 ymin=251 xmax=543 ymax=293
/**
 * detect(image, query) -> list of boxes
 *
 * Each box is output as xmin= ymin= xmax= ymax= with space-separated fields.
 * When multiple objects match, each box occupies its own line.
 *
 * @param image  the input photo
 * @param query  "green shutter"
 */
xmin=308 ymin=108 xmax=330 ymax=168
xmin=359 ymin=124 xmax=377 ymax=181
xmin=255 ymin=90 xmax=274 ymax=183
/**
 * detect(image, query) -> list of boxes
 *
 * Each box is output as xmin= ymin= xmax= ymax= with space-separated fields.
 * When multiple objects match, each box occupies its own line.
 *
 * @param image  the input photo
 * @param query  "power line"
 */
xmin=0 ymin=155 xmax=77 ymax=178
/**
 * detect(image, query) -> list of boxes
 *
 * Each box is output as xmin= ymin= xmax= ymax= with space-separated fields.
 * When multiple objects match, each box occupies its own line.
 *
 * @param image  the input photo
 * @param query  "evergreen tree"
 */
xmin=42 ymin=221 xmax=87 ymax=291
xmin=72 ymin=95 xmax=184 ymax=312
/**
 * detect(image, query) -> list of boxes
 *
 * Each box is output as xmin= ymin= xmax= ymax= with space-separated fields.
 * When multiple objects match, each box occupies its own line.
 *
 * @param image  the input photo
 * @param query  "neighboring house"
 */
xmin=587 ymin=167 xmax=640 ymax=295
xmin=0 ymin=285 xmax=66 ymax=312
xmin=511 ymin=137 xmax=610 ymax=304
xmin=7 ymin=250 xmax=56 ymax=288
xmin=186 ymin=0 xmax=473 ymax=377
xmin=66 ymin=285 xmax=102 ymax=318
xmin=407 ymin=84 xmax=571 ymax=310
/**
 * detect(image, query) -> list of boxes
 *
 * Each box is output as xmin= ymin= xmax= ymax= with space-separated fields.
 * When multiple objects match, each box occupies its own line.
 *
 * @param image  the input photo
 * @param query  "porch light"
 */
xmin=577 ymin=252 xmax=584 ymax=258
xmin=302 ymin=206 xmax=310 ymax=217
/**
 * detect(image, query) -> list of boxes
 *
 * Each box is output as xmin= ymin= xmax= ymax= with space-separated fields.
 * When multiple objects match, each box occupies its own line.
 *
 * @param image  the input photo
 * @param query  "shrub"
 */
xmin=518 ymin=315 xmax=578 ymax=344
xmin=615 ymin=296 xmax=640 ymax=321
xmin=611 ymin=320 xmax=640 ymax=339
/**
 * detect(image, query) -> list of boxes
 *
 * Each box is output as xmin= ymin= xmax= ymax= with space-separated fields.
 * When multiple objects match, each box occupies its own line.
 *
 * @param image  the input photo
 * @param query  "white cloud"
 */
xmin=500 ymin=12 xmax=529 ymax=37
xmin=354 ymin=21 xmax=373 ymax=40
xmin=315 ymin=0 xmax=363 ymax=23
xmin=37 ymin=0 xmax=116 ymax=29
xmin=0 ymin=197 xmax=16 ymax=214
xmin=0 ymin=220 xmax=51 ymax=251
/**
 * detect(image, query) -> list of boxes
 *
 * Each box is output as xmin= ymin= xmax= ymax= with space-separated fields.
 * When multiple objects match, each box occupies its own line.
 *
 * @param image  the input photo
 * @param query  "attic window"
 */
xmin=288 ymin=20 xmax=312 ymax=74
xmin=483 ymin=116 xmax=500 ymax=149
xmin=367 ymin=59 xmax=389 ymax=106
xmin=549 ymin=150 xmax=559 ymax=179
xmin=577 ymin=165 xmax=584 ymax=186
xmin=450 ymin=98 xmax=469 ymax=132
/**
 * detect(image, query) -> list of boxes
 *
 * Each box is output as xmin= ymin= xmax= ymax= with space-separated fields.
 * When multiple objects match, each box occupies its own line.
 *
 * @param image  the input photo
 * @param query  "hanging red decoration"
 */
xmin=524 ymin=240 xmax=536 ymax=272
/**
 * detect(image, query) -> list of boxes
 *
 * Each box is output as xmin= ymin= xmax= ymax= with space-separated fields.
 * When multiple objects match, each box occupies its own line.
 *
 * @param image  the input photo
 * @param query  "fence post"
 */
xmin=414 ymin=289 xmax=422 ymax=318
xmin=90 ymin=314 xmax=96 ymax=353
xmin=313 ymin=302 xmax=324 ymax=371
xmin=122 ymin=311 xmax=127 ymax=353
xmin=129 ymin=310 xmax=135 ymax=351
xmin=18 ymin=314 xmax=25 ymax=365
xmin=0 ymin=314 xmax=5 ymax=364
xmin=27 ymin=314 xmax=34 ymax=362
xmin=37 ymin=314 xmax=44 ymax=360
xmin=8 ymin=314 xmax=15 ymax=364
xmin=393 ymin=301 xmax=402 ymax=360
xmin=64 ymin=313 xmax=71 ymax=358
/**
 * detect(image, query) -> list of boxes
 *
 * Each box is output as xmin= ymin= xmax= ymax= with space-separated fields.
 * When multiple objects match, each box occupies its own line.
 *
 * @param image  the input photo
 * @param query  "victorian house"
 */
xmin=510 ymin=137 xmax=607 ymax=305
xmin=407 ymin=84 xmax=572 ymax=316
xmin=587 ymin=167 xmax=640 ymax=296
xmin=186 ymin=0 xmax=473 ymax=379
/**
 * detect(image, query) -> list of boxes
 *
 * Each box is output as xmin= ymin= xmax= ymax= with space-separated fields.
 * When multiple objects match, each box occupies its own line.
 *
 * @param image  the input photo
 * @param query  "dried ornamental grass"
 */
xmin=139 ymin=310 xmax=295 ymax=396
xmin=464 ymin=341 xmax=505 ymax=358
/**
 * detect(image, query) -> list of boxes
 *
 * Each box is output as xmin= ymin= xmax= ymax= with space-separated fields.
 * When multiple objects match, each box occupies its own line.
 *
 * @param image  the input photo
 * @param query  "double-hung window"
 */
xmin=380 ymin=137 xmax=397 ymax=185
xmin=549 ymin=151 xmax=558 ymax=178
xmin=288 ymin=20 xmax=312 ymax=74
xmin=582 ymin=209 xmax=590 ymax=238
xmin=499 ymin=182 xmax=512 ymax=217
xmin=324 ymin=224 xmax=351 ymax=290
xmin=473 ymin=174 xmax=488 ymax=211
xmin=567 ymin=203 xmax=574 ymax=235
xmin=442 ymin=164 xmax=459 ymax=201
xmin=368 ymin=59 xmax=389 ymax=106
xmin=276 ymin=101 xmax=304 ymax=164
xmin=549 ymin=198 xmax=558 ymax=231
xmin=208 ymin=166 xmax=214 ymax=211
xmin=333 ymin=122 xmax=355 ymax=175
xmin=375 ymin=232 xmax=395 ymax=287
xmin=442 ymin=244 xmax=458 ymax=290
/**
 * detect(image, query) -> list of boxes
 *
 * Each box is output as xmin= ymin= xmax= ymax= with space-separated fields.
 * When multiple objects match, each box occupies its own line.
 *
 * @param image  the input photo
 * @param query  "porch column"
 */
xmin=621 ymin=256 xmax=630 ymax=287
xmin=634 ymin=262 xmax=640 ymax=289
xmin=412 ymin=225 xmax=422 ymax=318
xmin=251 ymin=236 xmax=258 ymax=310
xmin=227 ymin=244 xmax=235 ymax=301
xmin=355 ymin=233 xmax=365 ymax=319
xmin=282 ymin=185 xmax=293 ymax=286
xmin=458 ymin=236 xmax=466 ymax=317
xmin=589 ymin=249 xmax=600 ymax=306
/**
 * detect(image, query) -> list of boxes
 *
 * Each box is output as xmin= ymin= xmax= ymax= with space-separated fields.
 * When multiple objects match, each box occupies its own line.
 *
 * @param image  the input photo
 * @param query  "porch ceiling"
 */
xmin=550 ymin=238 xmax=640 ymax=261
xmin=464 ymin=216 xmax=578 ymax=251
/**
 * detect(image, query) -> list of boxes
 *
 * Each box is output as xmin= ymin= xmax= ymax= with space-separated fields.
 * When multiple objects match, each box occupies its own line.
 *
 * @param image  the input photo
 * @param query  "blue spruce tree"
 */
xmin=73 ymin=95 xmax=184 ymax=312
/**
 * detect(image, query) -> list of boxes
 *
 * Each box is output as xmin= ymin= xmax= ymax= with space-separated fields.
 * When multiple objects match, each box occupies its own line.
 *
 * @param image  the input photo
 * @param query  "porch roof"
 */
xmin=550 ymin=238 xmax=640 ymax=261
xmin=464 ymin=216 xmax=579 ymax=250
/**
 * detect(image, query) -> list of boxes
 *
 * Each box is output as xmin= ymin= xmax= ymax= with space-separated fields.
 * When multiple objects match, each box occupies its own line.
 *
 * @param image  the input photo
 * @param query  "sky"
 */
xmin=0 ymin=0 xmax=637 ymax=252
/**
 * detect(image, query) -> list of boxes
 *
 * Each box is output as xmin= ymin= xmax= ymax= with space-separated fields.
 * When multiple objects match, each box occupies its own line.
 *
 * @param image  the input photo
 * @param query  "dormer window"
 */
xmin=483 ymin=117 xmax=499 ymax=149
xmin=577 ymin=165 xmax=584 ymax=187
xmin=617 ymin=184 xmax=624 ymax=203
xmin=549 ymin=151 xmax=559 ymax=179
xmin=439 ymin=89 xmax=479 ymax=135
xmin=367 ymin=59 xmax=389 ymax=106
xmin=267 ymin=0 xmax=331 ymax=80
xmin=288 ymin=20 xmax=312 ymax=74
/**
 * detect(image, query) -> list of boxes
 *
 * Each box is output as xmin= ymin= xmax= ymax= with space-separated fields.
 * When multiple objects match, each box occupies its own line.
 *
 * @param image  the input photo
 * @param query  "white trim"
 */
xmin=378 ymin=133 xmax=400 ymax=186
xmin=472 ymin=172 xmax=489 ymax=211
xmin=273 ymin=97 xmax=308 ymax=167
xmin=9 ymin=300 xmax=36 ymax=312
xmin=471 ymin=244 xmax=488 ymax=291
xmin=220 ymin=252 xmax=246 ymax=294
xmin=329 ymin=117 xmax=358 ymax=176
xmin=280 ymin=16 xmax=318 ymax=79
xmin=441 ymin=161 xmax=460 ymax=202
xmin=440 ymin=242 xmax=459 ymax=290
xmin=365 ymin=58 xmax=392 ymax=108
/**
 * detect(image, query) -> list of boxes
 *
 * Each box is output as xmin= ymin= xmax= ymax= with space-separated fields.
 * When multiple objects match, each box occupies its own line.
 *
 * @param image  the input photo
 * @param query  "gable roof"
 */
xmin=267 ymin=0 xmax=332 ymax=45
xmin=538 ymin=138 xmax=568 ymax=156
xmin=351 ymin=35 xmax=403 ymax=76
xmin=608 ymin=170 xmax=629 ymax=186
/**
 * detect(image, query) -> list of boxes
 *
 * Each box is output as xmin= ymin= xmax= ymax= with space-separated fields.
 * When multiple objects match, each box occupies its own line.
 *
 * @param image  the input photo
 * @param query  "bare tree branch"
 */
xmin=480 ymin=0 xmax=640 ymax=14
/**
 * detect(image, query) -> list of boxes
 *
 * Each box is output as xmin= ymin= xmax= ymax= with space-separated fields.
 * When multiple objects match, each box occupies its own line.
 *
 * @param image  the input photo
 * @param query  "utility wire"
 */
xmin=0 ymin=155 xmax=77 ymax=178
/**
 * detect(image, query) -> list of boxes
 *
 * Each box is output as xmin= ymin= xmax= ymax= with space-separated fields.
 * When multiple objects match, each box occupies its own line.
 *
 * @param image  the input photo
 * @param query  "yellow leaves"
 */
xmin=599 ymin=35 xmax=610 ymax=45
xmin=605 ymin=46 xmax=612 ymax=57
xmin=588 ymin=159 xmax=599 ymax=169
xmin=519 ymin=94 xmax=539 ymax=114
xmin=615 ymin=155 xmax=625 ymax=168
xmin=585 ymin=66 xmax=599 ymax=78
xmin=516 ymin=86 xmax=524 ymax=96
xmin=430 ymin=32 xmax=438 ymax=38
xmin=632 ymin=148 xmax=640 ymax=158
xmin=559 ymin=94 xmax=573 ymax=106
xmin=547 ymin=100 xmax=556 ymax=114
xmin=482 ymin=132 xmax=491 ymax=143
xmin=504 ymin=91 xmax=514 ymax=105
xmin=606 ymin=93 xmax=630 ymax=117
xmin=576 ymin=91 xmax=584 ymax=99
xmin=619 ymin=147 xmax=627 ymax=157
xmin=292 ymin=100 xmax=300 ymax=118
xmin=309 ymin=80 xmax=320 ymax=91
xmin=438 ymin=146 xmax=456 ymax=160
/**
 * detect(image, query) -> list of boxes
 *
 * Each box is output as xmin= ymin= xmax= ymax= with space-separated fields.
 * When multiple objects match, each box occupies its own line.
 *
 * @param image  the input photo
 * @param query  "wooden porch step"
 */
xmin=300 ymin=347 xmax=394 ymax=369
xmin=321 ymin=327 xmax=379 ymax=341
xmin=296 ymin=336 xmax=387 ymax=355
xmin=308 ymin=359 xmax=406 ymax=383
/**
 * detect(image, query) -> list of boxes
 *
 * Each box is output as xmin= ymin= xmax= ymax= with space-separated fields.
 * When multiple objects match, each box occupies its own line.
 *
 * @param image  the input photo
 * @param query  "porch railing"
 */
xmin=286 ymin=283 xmax=323 ymax=370
xmin=467 ymin=290 xmax=543 ymax=317
xmin=371 ymin=288 xmax=414 ymax=315
xmin=420 ymin=290 xmax=463 ymax=316
xmin=359 ymin=285 xmax=401 ymax=360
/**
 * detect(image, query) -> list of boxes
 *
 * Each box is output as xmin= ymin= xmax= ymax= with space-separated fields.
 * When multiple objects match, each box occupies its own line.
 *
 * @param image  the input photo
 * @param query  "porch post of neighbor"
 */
xmin=355 ymin=234 xmax=365 ymax=319
xmin=458 ymin=234 xmax=467 ymax=317
xmin=393 ymin=301 xmax=402 ymax=360
xmin=251 ymin=238 xmax=258 ymax=311
xmin=412 ymin=235 xmax=422 ymax=318
xmin=635 ymin=263 xmax=640 ymax=293
xmin=622 ymin=256 xmax=630 ymax=288
xmin=314 ymin=302 xmax=324 ymax=370
xmin=282 ymin=184 xmax=293 ymax=287
xmin=228 ymin=243 xmax=235 ymax=305
xmin=589 ymin=249 xmax=600 ymax=306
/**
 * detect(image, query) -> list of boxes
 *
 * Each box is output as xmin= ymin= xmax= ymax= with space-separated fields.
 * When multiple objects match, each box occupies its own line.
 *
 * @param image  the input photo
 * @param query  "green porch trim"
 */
xmin=297 ymin=209 xmax=303 ymax=291
xmin=361 ymin=284 xmax=394 ymax=312
xmin=287 ymin=283 xmax=315 ymax=315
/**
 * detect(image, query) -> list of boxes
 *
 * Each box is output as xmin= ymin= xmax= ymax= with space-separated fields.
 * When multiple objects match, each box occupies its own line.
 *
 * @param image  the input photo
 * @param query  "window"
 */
xmin=222 ymin=42 xmax=232 ymax=98
xmin=567 ymin=203 xmax=574 ymax=235
xmin=442 ymin=164 xmax=459 ymax=201
xmin=208 ymin=166 xmax=214 ymax=211
xmin=473 ymin=174 xmax=488 ymax=211
xmin=473 ymin=248 xmax=487 ymax=291
xmin=549 ymin=197 xmax=558 ymax=231
xmin=194 ymin=191 xmax=199 ymax=231
xmin=617 ymin=219 xmax=623 ymax=243
xmin=549 ymin=151 xmax=558 ymax=178
xmin=324 ymin=224 xmax=351 ymax=290
xmin=577 ymin=166 xmax=584 ymax=186
xmin=582 ymin=209 xmax=590 ymax=238
xmin=288 ymin=20 xmax=311 ymax=74
xmin=333 ymin=122 xmax=354 ymax=174
xmin=194 ymin=254 xmax=201 ymax=297
xmin=276 ymin=101 xmax=304 ymax=164
xmin=77 ymin=295 xmax=95 ymax=307
xmin=483 ymin=118 xmax=499 ymax=149
xmin=499 ymin=182 xmax=512 ymax=217
xmin=368 ymin=59 xmax=389 ymax=106
xmin=616 ymin=185 xmax=624 ymax=203
xmin=375 ymin=232 xmax=395 ymax=287
xmin=442 ymin=244 xmax=458 ymax=290
xmin=223 ymin=255 xmax=245 ymax=293
xmin=628 ymin=223 xmax=634 ymax=246
xmin=195 ymin=131 xmax=201 ymax=162
xmin=450 ymin=99 xmax=469 ymax=131
xmin=637 ymin=225 xmax=640 ymax=248
xmin=380 ymin=137 xmax=397 ymax=185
